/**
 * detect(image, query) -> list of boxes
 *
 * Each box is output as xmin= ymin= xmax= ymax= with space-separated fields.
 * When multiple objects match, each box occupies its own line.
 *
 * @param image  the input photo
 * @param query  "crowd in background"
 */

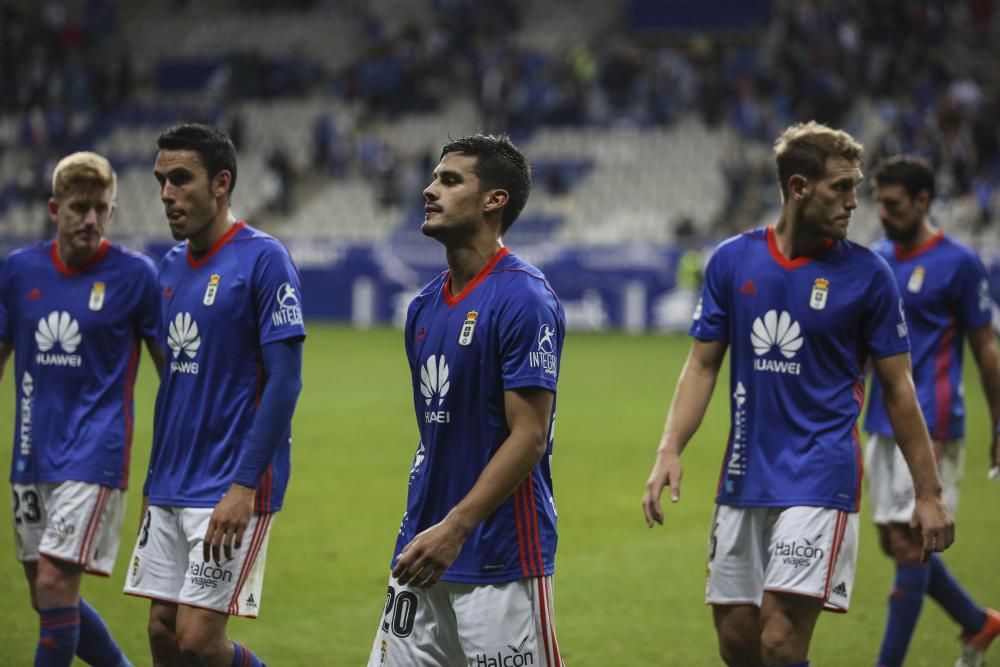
xmin=1 ymin=0 xmax=998 ymax=231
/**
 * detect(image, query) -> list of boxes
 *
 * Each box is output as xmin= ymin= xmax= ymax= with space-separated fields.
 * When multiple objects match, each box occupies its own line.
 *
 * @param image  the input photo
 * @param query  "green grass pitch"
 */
xmin=0 ymin=325 xmax=997 ymax=665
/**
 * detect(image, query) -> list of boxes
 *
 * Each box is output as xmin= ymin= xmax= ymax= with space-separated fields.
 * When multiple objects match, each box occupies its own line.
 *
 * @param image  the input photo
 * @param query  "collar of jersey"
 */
xmin=187 ymin=221 xmax=246 ymax=269
xmin=442 ymin=246 xmax=510 ymax=307
xmin=766 ymin=225 xmax=833 ymax=270
xmin=894 ymin=229 xmax=944 ymax=261
xmin=51 ymin=238 xmax=111 ymax=276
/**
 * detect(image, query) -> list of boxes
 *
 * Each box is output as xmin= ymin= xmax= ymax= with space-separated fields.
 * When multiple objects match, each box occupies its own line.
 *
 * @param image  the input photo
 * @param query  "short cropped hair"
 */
xmin=52 ymin=152 xmax=117 ymax=200
xmin=871 ymin=155 xmax=936 ymax=201
xmin=774 ymin=121 xmax=864 ymax=200
xmin=156 ymin=123 xmax=238 ymax=196
xmin=441 ymin=133 xmax=531 ymax=234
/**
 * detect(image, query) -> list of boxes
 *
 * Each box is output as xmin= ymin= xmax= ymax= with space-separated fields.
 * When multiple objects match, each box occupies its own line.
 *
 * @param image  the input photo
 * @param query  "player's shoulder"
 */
xmin=3 ymin=240 xmax=50 ymax=268
xmin=493 ymin=251 xmax=560 ymax=305
xmin=105 ymin=242 xmax=158 ymax=275
xmin=869 ymin=237 xmax=895 ymax=260
xmin=232 ymin=222 xmax=288 ymax=254
xmin=935 ymin=234 xmax=981 ymax=265
xmin=828 ymin=237 xmax=889 ymax=269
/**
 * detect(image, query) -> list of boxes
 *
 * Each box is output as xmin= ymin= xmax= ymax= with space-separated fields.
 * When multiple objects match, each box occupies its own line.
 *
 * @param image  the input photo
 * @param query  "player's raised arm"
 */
xmin=642 ymin=338 xmax=727 ymax=527
xmin=872 ymin=351 xmax=954 ymax=555
xmin=966 ymin=324 xmax=1000 ymax=471
xmin=393 ymin=387 xmax=552 ymax=588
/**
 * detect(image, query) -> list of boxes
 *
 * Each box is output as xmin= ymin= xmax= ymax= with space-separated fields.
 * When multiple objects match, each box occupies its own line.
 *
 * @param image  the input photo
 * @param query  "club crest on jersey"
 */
xmin=203 ymin=274 xmax=221 ymax=306
xmin=88 ymin=281 xmax=105 ymax=311
xmin=907 ymin=266 xmax=925 ymax=293
xmin=458 ymin=311 xmax=478 ymax=346
xmin=809 ymin=278 xmax=829 ymax=310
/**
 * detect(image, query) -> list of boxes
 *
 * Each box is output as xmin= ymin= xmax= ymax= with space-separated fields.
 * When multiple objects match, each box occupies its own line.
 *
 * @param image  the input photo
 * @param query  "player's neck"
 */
xmin=189 ymin=212 xmax=236 ymax=253
xmin=773 ymin=216 xmax=828 ymax=260
xmin=57 ymin=237 xmax=104 ymax=269
xmin=895 ymin=218 xmax=938 ymax=253
xmin=445 ymin=240 xmax=505 ymax=296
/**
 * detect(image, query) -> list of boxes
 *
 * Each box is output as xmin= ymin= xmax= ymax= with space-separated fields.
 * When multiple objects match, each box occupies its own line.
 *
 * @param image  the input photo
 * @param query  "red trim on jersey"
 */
xmin=229 ymin=512 xmax=272 ymax=615
xmin=77 ymin=486 xmax=110 ymax=564
xmin=894 ymin=230 xmax=944 ymax=261
xmin=933 ymin=318 xmax=957 ymax=440
xmin=852 ymin=377 xmax=865 ymax=511
xmin=255 ymin=466 xmax=273 ymax=512
xmin=513 ymin=483 xmax=531 ymax=577
xmin=525 ymin=475 xmax=546 ymax=576
xmin=518 ymin=482 xmax=539 ymax=577
xmin=441 ymin=247 xmax=509 ymax=307
xmin=765 ymin=226 xmax=833 ymax=270
xmin=187 ymin=221 xmax=246 ymax=269
xmin=121 ymin=335 xmax=141 ymax=489
xmin=51 ymin=238 xmax=111 ymax=276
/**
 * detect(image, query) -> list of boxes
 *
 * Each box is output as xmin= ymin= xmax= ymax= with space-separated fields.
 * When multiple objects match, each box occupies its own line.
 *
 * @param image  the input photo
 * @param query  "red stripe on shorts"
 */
xmin=823 ymin=511 xmax=848 ymax=598
xmin=228 ymin=513 xmax=271 ymax=615
xmin=525 ymin=475 xmax=546 ymax=576
xmin=77 ymin=487 xmax=110 ymax=564
xmin=536 ymin=577 xmax=553 ymax=667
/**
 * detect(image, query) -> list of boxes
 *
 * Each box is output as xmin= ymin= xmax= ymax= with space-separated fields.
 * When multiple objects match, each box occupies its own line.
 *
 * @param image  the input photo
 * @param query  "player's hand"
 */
xmin=203 ymin=483 xmax=255 ymax=564
xmin=910 ymin=495 xmax=955 ymax=561
xmin=642 ymin=452 xmax=683 ymax=528
xmin=392 ymin=517 xmax=468 ymax=588
xmin=137 ymin=496 xmax=149 ymax=535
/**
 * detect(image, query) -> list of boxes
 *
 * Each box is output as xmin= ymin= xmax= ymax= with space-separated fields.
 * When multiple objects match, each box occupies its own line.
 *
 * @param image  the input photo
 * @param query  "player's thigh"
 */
xmin=712 ymin=604 xmax=762 ymax=667
xmin=176 ymin=508 xmax=275 ymax=618
xmin=14 ymin=481 xmax=125 ymax=575
xmin=174 ymin=603 xmax=231 ymax=651
xmin=367 ymin=575 xmax=461 ymax=667
xmin=706 ymin=505 xmax=769 ymax=606
xmin=763 ymin=506 xmax=858 ymax=612
xmin=453 ymin=576 xmax=564 ymax=667
xmin=759 ymin=590 xmax=824 ymax=656
xmin=124 ymin=505 xmax=188 ymax=603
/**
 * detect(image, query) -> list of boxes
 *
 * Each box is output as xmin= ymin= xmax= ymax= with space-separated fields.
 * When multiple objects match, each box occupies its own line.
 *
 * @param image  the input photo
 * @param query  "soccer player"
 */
xmin=366 ymin=134 xmax=565 ymax=667
xmin=122 ymin=124 xmax=304 ymax=667
xmin=0 ymin=151 xmax=163 ymax=666
xmin=863 ymin=155 xmax=1000 ymax=667
xmin=641 ymin=122 xmax=955 ymax=667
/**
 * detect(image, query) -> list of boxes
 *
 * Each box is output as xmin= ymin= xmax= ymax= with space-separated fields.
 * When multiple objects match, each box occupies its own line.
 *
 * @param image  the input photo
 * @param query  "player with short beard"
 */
xmin=0 ymin=151 xmax=163 ymax=667
xmin=123 ymin=123 xmax=304 ymax=667
xmin=864 ymin=155 xmax=1000 ymax=667
xmin=641 ymin=122 xmax=954 ymax=667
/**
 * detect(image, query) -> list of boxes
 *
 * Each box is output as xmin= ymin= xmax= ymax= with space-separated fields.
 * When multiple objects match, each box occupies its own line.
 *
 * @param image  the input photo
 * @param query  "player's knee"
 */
xmin=33 ymin=564 xmax=74 ymax=602
xmin=717 ymin=635 xmax=761 ymax=667
xmin=760 ymin=625 xmax=797 ymax=664
xmin=147 ymin=613 xmax=176 ymax=648
xmin=885 ymin=525 xmax=923 ymax=561
xmin=175 ymin=624 xmax=228 ymax=663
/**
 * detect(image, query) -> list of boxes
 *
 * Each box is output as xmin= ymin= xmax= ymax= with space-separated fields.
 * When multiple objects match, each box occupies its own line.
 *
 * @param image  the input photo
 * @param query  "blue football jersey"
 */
xmin=865 ymin=233 xmax=992 ymax=440
xmin=0 ymin=240 xmax=159 ymax=488
xmin=691 ymin=227 xmax=909 ymax=512
xmin=144 ymin=222 xmax=306 ymax=511
xmin=394 ymin=248 xmax=565 ymax=584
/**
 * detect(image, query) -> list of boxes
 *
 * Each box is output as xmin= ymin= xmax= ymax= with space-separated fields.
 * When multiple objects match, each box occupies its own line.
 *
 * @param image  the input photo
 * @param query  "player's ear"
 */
xmin=788 ymin=174 xmax=809 ymax=201
xmin=483 ymin=188 xmax=509 ymax=214
xmin=915 ymin=188 xmax=931 ymax=211
xmin=47 ymin=198 xmax=60 ymax=222
xmin=212 ymin=170 xmax=233 ymax=200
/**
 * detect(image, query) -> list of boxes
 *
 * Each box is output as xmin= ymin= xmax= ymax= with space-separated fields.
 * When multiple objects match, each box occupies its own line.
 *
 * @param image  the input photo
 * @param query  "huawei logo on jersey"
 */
xmin=167 ymin=312 xmax=201 ymax=374
xmin=751 ymin=310 xmax=803 ymax=375
xmin=36 ymin=311 xmax=81 ymax=353
xmin=35 ymin=311 xmax=83 ymax=367
xmin=420 ymin=354 xmax=451 ymax=424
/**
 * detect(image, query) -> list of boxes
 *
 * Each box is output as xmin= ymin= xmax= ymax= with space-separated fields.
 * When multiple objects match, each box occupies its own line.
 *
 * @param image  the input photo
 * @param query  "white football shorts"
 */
xmin=123 ymin=506 xmax=274 ymax=618
xmin=705 ymin=504 xmax=859 ymax=612
xmin=865 ymin=434 xmax=963 ymax=524
xmin=367 ymin=574 xmax=564 ymax=667
xmin=11 ymin=481 xmax=125 ymax=576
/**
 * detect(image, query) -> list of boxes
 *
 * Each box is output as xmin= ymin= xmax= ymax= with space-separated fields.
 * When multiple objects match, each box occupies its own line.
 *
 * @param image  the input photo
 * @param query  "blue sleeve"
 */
xmin=863 ymin=254 xmax=910 ymax=359
xmin=954 ymin=251 xmax=992 ymax=331
xmin=253 ymin=242 xmax=306 ymax=345
xmin=689 ymin=243 xmax=729 ymax=341
xmin=498 ymin=278 xmax=564 ymax=392
xmin=232 ymin=338 xmax=304 ymax=487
